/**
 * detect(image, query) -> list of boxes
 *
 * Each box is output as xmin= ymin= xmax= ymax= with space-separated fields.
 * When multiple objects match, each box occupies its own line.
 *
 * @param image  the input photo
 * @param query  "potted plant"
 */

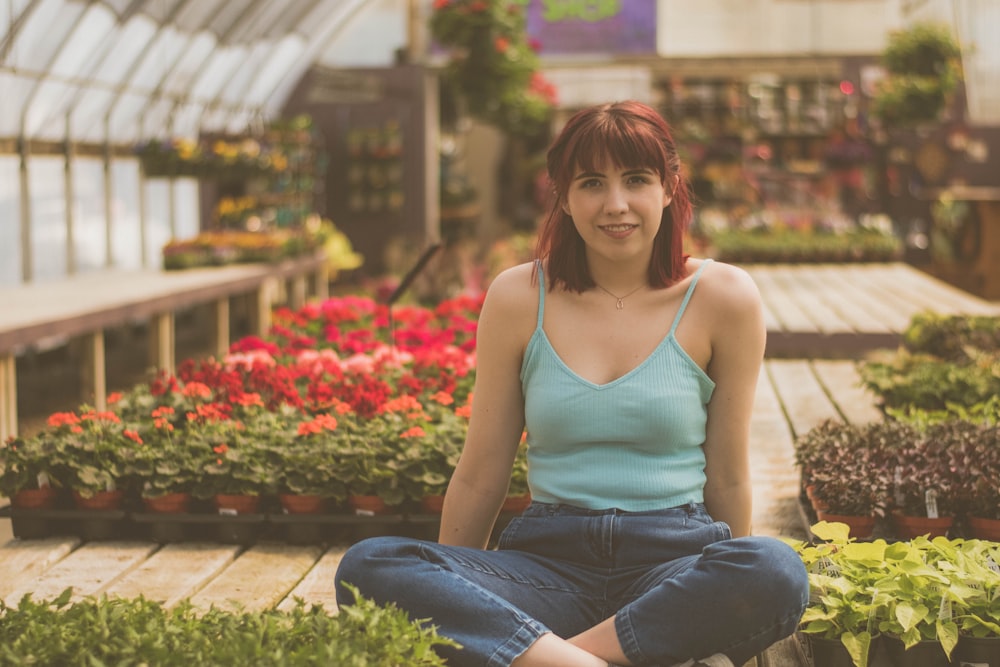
xmin=951 ymin=539 xmax=1000 ymax=664
xmin=128 ymin=413 xmax=209 ymax=514
xmin=871 ymin=21 xmax=962 ymax=128
xmin=887 ymin=421 xmax=968 ymax=539
xmin=43 ymin=408 xmax=142 ymax=510
xmin=192 ymin=416 xmax=274 ymax=515
xmin=270 ymin=410 xmax=351 ymax=514
xmin=794 ymin=421 xmax=903 ymax=537
xmin=959 ymin=423 xmax=1000 ymax=540
xmin=874 ymin=534 xmax=965 ymax=664
xmin=792 ymin=521 xmax=885 ymax=667
xmin=0 ymin=435 xmax=61 ymax=509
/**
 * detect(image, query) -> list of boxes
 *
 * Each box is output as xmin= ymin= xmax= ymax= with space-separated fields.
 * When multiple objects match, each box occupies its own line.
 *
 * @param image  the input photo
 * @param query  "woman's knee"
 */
xmin=729 ymin=536 xmax=809 ymax=611
xmin=335 ymin=536 xmax=419 ymax=605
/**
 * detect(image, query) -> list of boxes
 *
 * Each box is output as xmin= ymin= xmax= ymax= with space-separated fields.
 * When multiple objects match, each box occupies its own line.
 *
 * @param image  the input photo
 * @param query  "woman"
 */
xmin=335 ymin=100 xmax=809 ymax=667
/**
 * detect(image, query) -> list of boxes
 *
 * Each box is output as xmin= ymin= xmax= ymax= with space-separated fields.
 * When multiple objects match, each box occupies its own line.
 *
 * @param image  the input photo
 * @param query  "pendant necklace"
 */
xmin=594 ymin=283 xmax=644 ymax=310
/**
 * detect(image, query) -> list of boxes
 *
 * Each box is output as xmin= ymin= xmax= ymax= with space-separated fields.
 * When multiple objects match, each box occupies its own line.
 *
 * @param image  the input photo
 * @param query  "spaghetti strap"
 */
xmin=534 ymin=260 xmax=546 ymax=330
xmin=668 ymin=259 xmax=713 ymax=336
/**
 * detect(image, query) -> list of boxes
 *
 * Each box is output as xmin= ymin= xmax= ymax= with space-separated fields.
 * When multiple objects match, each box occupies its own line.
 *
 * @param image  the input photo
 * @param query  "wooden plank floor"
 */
xmin=0 ymin=358 xmax=886 ymax=666
xmin=744 ymin=263 xmax=1000 ymax=357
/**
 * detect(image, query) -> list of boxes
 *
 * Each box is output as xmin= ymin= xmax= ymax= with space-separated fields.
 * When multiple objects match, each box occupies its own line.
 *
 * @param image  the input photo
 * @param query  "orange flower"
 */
xmin=213 ymin=444 xmax=229 ymax=454
xmin=456 ymin=404 xmax=472 ymax=419
xmin=153 ymin=418 xmax=174 ymax=431
xmin=124 ymin=429 xmax=143 ymax=444
xmin=107 ymin=392 xmax=123 ymax=404
xmin=494 ymin=36 xmax=510 ymax=53
xmin=152 ymin=406 xmax=175 ymax=418
xmin=182 ymin=381 xmax=212 ymax=399
xmin=431 ymin=391 xmax=454 ymax=406
xmin=401 ymin=426 xmax=426 ymax=439
xmin=234 ymin=392 xmax=264 ymax=407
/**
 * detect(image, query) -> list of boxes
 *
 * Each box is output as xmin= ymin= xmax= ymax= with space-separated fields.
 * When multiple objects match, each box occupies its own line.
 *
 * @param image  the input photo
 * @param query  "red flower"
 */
xmin=400 ymin=426 xmax=426 ymax=439
xmin=213 ymin=444 xmax=229 ymax=454
xmin=47 ymin=412 xmax=81 ymax=428
xmin=433 ymin=0 xmax=450 ymax=9
xmin=107 ymin=392 xmax=123 ymax=404
xmin=494 ymin=36 xmax=510 ymax=53
xmin=124 ymin=429 xmax=143 ymax=444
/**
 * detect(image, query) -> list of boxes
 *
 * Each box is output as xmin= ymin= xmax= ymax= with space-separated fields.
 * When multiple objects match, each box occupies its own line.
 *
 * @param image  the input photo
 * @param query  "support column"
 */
xmin=314 ymin=261 xmax=330 ymax=301
xmin=81 ymin=331 xmax=107 ymax=411
xmin=291 ymin=274 xmax=308 ymax=310
xmin=0 ymin=354 xmax=17 ymax=441
xmin=213 ymin=296 xmax=230 ymax=360
xmin=149 ymin=313 xmax=175 ymax=374
xmin=253 ymin=279 xmax=277 ymax=338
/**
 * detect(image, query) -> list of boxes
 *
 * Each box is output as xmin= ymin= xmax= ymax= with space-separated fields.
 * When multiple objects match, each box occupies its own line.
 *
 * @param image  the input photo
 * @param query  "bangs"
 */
xmin=568 ymin=114 xmax=668 ymax=182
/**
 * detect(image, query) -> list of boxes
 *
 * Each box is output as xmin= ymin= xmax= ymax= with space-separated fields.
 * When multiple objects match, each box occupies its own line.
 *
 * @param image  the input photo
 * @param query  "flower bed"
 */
xmin=0 ymin=293 xmax=536 ymax=544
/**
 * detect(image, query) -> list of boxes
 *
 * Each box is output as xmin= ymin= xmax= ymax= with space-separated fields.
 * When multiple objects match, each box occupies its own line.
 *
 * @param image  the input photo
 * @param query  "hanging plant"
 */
xmin=430 ymin=0 xmax=556 ymax=139
xmin=872 ymin=22 xmax=962 ymax=128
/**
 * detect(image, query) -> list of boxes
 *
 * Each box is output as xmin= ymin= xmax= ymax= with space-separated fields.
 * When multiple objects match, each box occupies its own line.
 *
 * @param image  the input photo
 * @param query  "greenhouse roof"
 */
xmin=0 ymin=0 xmax=411 ymax=144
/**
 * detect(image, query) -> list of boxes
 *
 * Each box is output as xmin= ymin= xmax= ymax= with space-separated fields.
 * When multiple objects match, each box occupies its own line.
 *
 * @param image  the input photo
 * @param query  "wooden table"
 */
xmin=745 ymin=262 xmax=1000 ymax=357
xmin=0 ymin=253 xmax=328 ymax=441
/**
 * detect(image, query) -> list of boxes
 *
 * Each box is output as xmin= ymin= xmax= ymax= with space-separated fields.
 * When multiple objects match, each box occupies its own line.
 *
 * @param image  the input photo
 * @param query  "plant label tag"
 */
xmin=924 ymin=489 xmax=938 ymax=519
xmin=218 ymin=508 xmax=238 ymax=516
xmin=37 ymin=472 xmax=50 ymax=488
xmin=354 ymin=509 xmax=376 ymax=517
xmin=939 ymin=596 xmax=952 ymax=622
xmin=960 ymin=662 xmax=988 ymax=667
xmin=987 ymin=557 xmax=1000 ymax=575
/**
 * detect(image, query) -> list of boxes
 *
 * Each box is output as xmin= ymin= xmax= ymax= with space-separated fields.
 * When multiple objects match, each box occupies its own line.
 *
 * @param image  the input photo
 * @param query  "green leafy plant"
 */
xmin=0 ymin=436 xmax=60 ymax=498
xmin=901 ymin=313 xmax=1000 ymax=364
xmin=872 ymin=21 xmax=962 ymax=127
xmin=430 ymin=0 xmax=556 ymax=138
xmin=794 ymin=420 xmax=906 ymax=517
xmin=0 ymin=586 xmax=458 ymax=665
xmin=43 ymin=407 xmax=142 ymax=498
xmin=792 ymin=522 xmax=1000 ymax=666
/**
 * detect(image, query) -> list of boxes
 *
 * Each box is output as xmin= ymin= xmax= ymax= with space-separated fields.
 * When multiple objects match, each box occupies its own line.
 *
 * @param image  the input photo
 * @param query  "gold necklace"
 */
xmin=594 ymin=282 xmax=645 ymax=310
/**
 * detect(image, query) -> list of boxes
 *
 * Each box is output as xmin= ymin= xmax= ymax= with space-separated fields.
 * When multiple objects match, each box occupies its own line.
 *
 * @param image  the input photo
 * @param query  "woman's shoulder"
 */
xmin=481 ymin=261 xmax=540 ymax=320
xmin=690 ymin=258 xmax=762 ymax=313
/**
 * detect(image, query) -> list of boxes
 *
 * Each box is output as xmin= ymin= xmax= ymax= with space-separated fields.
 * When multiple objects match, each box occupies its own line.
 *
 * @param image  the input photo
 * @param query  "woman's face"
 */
xmin=562 ymin=160 xmax=672 ymax=265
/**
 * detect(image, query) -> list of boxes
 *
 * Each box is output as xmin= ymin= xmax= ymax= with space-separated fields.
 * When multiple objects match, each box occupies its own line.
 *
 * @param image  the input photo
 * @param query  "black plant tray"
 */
xmin=0 ymin=505 xmax=134 ymax=541
xmin=1 ymin=504 xmax=519 ymax=545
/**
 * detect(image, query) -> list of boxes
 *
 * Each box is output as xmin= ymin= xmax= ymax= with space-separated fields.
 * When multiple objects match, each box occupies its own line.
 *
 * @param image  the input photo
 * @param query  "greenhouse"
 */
xmin=1 ymin=2 xmax=1000 ymax=666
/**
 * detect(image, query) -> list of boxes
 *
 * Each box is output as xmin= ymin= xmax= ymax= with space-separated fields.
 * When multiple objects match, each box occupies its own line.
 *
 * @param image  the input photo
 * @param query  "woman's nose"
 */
xmin=603 ymin=184 xmax=628 ymax=214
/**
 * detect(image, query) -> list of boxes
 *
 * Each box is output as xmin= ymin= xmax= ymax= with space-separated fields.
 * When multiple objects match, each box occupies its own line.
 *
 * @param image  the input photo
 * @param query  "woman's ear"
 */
xmin=561 ymin=200 xmax=571 ymax=216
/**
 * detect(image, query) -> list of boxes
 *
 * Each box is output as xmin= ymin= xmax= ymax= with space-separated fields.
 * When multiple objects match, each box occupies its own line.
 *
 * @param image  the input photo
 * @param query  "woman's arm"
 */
xmin=438 ymin=266 xmax=535 ymax=549
xmin=701 ymin=264 xmax=767 ymax=537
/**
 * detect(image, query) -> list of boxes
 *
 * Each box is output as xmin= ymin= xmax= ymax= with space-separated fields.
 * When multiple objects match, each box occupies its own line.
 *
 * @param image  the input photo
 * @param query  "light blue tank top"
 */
xmin=519 ymin=260 xmax=716 ymax=511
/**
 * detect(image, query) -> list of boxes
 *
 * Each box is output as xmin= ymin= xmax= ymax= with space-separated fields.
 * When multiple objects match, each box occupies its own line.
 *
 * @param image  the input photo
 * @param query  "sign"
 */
xmin=517 ymin=0 xmax=657 ymax=56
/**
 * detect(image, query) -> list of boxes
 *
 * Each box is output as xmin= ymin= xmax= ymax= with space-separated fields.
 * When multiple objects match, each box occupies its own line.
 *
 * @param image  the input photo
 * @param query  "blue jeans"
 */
xmin=334 ymin=502 xmax=808 ymax=667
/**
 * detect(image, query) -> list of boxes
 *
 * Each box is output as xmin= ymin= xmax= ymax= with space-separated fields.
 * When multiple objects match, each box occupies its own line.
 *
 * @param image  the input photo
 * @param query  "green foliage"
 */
xmin=901 ymin=313 xmax=1000 ymax=364
xmin=791 ymin=522 xmax=1000 ymax=666
xmin=0 ymin=436 xmax=60 ymax=498
xmin=872 ymin=21 xmax=963 ymax=127
xmin=0 ymin=587 xmax=458 ymax=666
xmin=860 ymin=313 xmax=1000 ymax=417
xmin=708 ymin=228 xmax=902 ymax=264
xmin=794 ymin=418 xmax=998 ymax=519
xmin=430 ymin=0 xmax=555 ymax=138
xmin=794 ymin=420 xmax=908 ymax=517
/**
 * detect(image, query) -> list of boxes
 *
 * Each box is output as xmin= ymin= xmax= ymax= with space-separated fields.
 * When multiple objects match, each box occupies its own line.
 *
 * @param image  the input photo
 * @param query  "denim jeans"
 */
xmin=334 ymin=502 xmax=808 ymax=667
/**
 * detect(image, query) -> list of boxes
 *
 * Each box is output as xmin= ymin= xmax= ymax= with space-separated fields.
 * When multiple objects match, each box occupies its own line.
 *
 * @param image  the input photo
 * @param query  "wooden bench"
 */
xmin=0 ymin=253 xmax=328 ymax=441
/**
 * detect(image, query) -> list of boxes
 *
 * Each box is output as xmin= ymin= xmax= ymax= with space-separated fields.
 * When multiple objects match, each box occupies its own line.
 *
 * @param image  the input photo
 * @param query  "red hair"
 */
xmin=534 ymin=100 xmax=692 ymax=291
